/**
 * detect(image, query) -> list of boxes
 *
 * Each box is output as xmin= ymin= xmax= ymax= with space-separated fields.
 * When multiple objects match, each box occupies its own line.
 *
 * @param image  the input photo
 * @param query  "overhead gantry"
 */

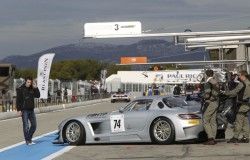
xmin=83 ymin=21 xmax=250 ymax=72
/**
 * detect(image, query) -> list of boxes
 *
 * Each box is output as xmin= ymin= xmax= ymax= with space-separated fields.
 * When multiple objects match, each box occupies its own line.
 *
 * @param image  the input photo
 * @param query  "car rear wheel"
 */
xmin=150 ymin=117 xmax=175 ymax=144
xmin=111 ymin=99 xmax=116 ymax=103
xmin=64 ymin=121 xmax=85 ymax=145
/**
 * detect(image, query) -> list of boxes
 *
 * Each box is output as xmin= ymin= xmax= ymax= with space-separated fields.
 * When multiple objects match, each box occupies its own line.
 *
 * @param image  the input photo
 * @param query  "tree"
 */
xmin=14 ymin=59 xmax=131 ymax=81
xmin=106 ymin=64 xmax=131 ymax=77
xmin=15 ymin=69 xmax=36 ymax=79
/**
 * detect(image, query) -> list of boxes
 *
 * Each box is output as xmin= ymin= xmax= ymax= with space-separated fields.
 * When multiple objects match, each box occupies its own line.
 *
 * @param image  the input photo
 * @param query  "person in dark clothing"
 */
xmin=63 ymin=88 xmax=68 ymax=103
xmin=173 ymin=85 xmax=181 ymax=95
xmin=56 ymin=89 xmax=62 ymax=103
xmin=16 ymin=77 xmax=40 ymax=145
xmin=226 ymin=73 xmax=239 ymax=124
xmin=47 ymin=91 xmax=51 ymax=103
xmin=228 ymin=73 xmax=239 ymax=90
xmin=153 ymin=85 xmax=159 ymax=95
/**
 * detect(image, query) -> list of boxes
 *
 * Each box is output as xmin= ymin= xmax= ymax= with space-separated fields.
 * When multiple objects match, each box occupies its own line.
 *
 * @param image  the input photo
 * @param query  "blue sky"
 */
xmin=0 ymin=0 xmax=250 ymax=59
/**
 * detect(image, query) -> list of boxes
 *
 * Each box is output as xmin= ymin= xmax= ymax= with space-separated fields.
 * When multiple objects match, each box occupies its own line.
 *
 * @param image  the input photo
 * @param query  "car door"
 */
xmin=109 ymin=99 xmax=153 ymax=142
xmin=108 ymin=99 xmax=152 ymax=139
xmin=123 ymin=99 xmax=152 ymax=133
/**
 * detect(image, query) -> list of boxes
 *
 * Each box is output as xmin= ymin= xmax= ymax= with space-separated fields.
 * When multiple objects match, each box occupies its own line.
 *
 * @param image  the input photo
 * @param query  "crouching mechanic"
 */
xmin=16 ymin=77 xmax=40 ymax=145
xmin=225 ymin=70 xmax=250 ymax=143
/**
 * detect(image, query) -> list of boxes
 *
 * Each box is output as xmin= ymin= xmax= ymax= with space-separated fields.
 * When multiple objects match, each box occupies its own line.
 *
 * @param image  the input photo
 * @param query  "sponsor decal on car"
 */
xmin=87 ymin=112 xmax=108 ymax=118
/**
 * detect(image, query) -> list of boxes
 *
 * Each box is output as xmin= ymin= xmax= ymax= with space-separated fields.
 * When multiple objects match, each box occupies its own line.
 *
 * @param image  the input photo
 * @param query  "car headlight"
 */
xmin=178 ymin=114 xmax=201 ymax=119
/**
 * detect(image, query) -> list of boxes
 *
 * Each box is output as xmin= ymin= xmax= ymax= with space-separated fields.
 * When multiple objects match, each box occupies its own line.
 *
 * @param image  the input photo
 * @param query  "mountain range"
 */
xmin=0 ymin=39 xmax=208 ymax=69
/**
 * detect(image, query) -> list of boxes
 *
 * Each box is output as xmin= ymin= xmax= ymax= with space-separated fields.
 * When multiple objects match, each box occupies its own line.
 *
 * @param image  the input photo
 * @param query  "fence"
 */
xmin=1 ymin=93 xmax=110 ymax=112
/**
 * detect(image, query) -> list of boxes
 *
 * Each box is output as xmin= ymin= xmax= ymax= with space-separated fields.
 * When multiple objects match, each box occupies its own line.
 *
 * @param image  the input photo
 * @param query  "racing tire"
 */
xmin=111 ymin=99 xmax=116 ymax=103
xmin=63 ymin=121 xmax=85 ymax=145
xmin=150 ymin=117 xmax=175 ymax=144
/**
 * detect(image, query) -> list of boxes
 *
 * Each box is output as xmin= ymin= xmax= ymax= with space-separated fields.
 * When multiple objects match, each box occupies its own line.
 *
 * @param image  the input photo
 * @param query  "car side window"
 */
xmin=126 ymin=99 xmax=152 ymax=112
xmin=162 ymin=97 xmax=188 ymax=108
xmin=162 ymin=98 xmax=177 ymax=108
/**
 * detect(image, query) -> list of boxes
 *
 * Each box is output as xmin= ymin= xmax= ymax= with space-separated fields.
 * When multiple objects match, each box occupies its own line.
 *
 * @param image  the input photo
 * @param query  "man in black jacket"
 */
xmin=16 ymin=77 xmax=40 ymax=145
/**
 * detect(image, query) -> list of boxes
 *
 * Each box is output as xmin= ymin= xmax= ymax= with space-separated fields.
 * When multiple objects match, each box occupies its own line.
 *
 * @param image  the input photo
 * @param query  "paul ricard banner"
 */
xmin=37 ymin=53 xmax=55 ymax=99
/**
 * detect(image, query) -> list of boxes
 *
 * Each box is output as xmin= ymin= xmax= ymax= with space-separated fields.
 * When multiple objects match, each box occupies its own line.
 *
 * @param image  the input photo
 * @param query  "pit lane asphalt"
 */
xmin=0 ymin=102 xmax=249 ymax=160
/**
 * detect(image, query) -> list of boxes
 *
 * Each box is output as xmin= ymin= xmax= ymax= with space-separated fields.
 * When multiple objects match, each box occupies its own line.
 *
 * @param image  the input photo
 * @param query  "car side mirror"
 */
xmin=119 ymin=109 xmax=124 ymax=113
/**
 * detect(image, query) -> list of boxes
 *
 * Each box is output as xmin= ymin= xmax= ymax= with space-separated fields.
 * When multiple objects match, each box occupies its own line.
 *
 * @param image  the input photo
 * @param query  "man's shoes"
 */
xmin=203 ymin=138 xmax=217 ymax=145
xmin=26 ymin=140 xmax=36 ymax=145
xmin=29 ymin=141 xmax=36 ymax=145
xmin=238 ymin=137 xmax=249 ymax=143
xmin=227 ymin=137 xmax=239 ymax=143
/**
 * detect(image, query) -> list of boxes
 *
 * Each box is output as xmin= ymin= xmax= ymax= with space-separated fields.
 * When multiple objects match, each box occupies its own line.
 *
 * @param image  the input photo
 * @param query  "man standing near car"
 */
xmin=225 ymin=70 xmax=250 ymax=143
xmin=202 ymin=70 xmax=220 ymax=145
xmin=16 ymin=76 xmax=40 ymax=145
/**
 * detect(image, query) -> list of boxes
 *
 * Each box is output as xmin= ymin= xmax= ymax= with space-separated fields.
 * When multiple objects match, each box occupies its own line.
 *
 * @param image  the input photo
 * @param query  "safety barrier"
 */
xmin=1 ymin=93 xmax=110 ymax=112
xmin=0 ymin=97 xmax=111 ymax=120
xmin=0 ymin=100 xmax=15 ymax=112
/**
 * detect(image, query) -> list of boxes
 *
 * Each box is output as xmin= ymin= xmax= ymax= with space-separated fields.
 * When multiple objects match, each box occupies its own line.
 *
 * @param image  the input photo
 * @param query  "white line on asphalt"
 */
xmin=41 ymin=146 xmax=75 ymax=160
xmin=0 ymin=102 xmax=108 ymax=153
xmin=0 ymin=130 xmax=57 ymax=153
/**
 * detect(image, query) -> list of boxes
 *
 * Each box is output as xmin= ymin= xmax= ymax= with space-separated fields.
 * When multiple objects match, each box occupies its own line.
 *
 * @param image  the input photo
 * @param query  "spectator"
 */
xmin=1 ymin=89 xmax=7 ymax=111
xmin=148 ymin=86 xmax=153 ymax=96
xmin=64 ymin=88 xmax=68 ymax=103
xmin=1 ymin=89 xmax=13 ymax=111
xmin=56 ymin=89 xmax=62 ymax=103
xmin=47 ymin=91 xmax=51 ymax=103
xmin=173 ymin=85 xmax=181 ymax=95
xmin=153 ymin=85 xmax=159 ymax=95
xmin=159 ymin=85 xmax=165 ymax=96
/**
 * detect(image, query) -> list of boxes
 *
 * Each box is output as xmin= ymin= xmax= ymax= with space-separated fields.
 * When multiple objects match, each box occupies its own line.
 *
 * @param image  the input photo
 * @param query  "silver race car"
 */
xmin=53 ymin=96 xmax=222 ymax=145
xmin=111 ymin=91 xmax=130 ymax=103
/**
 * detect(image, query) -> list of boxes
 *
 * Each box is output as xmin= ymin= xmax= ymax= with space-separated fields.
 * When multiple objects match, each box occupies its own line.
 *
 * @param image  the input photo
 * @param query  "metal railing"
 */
xmin=1 ymin=93 xmax=110 ymax=112
xmin=0 ymin=99 xmax=15 ymax=112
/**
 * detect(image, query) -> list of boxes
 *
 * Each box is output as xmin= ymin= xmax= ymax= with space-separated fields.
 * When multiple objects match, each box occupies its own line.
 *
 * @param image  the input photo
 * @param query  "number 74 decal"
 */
xmin=110 ymin=114 xmax=125 ymax=132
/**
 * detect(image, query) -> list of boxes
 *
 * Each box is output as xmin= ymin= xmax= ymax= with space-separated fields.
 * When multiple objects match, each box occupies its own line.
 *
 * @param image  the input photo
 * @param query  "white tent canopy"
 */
xmin=106 ymin=70 xmax=202 ymax=86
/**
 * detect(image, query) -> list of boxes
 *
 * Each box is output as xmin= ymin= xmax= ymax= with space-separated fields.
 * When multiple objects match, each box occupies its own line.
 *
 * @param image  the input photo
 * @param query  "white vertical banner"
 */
xmin=100 ymin=69 xmax=107 ymax=90
xmin=37 ymin=53 xmax=55 ymax=99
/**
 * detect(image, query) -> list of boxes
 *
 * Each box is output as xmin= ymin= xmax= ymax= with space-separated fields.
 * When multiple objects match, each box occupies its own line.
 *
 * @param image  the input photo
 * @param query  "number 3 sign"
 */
xmin=110 ymin=114 xmax=125 ymax=133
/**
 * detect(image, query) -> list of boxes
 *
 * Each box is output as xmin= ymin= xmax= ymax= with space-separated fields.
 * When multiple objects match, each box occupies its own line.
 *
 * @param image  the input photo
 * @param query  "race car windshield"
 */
xmin=162 ymin=97 xmax=189 ymax=108
xmin=116 ymin=92 xmax=125 ymax=94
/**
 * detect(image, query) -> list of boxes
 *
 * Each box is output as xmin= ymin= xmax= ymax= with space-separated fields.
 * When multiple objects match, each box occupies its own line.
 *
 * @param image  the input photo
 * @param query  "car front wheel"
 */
xmin=64 ymin=121 xmax=85 ymax=145
xmin=150 ymin=117 xmax=175 ymax=144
